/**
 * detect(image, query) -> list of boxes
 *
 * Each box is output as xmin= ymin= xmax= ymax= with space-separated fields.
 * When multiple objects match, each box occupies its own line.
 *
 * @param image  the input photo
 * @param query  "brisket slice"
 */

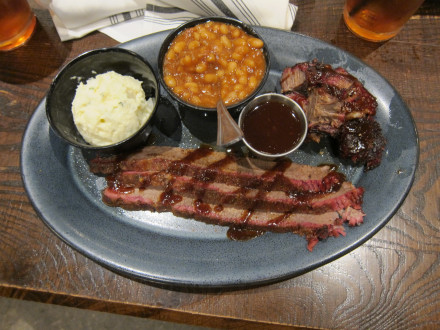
xmin=281 ymin=60 xmax=386 ymax=171
xmin=91 ymin=146 xmax=345 ymax=194
xmin=102 ymin=186 xmax=362 ymax=251
xmin=91 ymin=146 xmax=366 ymax=251
xmin=110 ymin=171 xmax=364 ymax=213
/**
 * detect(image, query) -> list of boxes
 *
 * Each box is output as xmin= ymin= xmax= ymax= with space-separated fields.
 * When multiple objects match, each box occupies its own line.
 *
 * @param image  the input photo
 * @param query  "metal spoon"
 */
xmin=216 ymin=99 xmax=243 ymax=147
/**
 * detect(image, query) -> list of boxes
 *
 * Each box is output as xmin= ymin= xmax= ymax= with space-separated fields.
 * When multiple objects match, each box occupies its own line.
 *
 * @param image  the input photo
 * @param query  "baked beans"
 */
xmin=163 ymin=21 xmax=266 ymax=108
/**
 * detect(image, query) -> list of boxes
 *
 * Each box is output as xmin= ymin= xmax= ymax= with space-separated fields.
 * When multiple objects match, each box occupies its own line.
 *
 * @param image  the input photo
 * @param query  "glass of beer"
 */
xmin=0 ymin=0 xmax=36 ymax=51
xmin=343 ymin=0 xmax=425 ymax=42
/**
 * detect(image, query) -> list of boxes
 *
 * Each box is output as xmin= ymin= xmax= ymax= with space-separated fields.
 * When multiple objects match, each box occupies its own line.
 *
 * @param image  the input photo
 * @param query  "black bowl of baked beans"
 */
xmin=158 ymin=16 xmax=270 ymax=113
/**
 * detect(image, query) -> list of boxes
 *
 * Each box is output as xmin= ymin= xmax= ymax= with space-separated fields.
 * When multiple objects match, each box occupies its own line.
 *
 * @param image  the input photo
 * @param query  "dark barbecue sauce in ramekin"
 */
xmin=241 ymin=100 xmax=305 ymax=154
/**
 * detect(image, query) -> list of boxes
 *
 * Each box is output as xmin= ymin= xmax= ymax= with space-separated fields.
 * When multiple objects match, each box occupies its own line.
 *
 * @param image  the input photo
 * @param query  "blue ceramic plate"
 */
xmin=21 ymin=28 xmax=418 ymax=288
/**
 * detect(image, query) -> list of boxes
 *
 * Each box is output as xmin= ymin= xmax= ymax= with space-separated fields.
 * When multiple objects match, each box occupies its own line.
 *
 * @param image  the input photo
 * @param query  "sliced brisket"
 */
xmin=91 ymin=146 xmax=366 ymax=251
xmin=109 ymin=171 xmax=364 ymax=213
xmin=102 ymin=186 xmax=357 ymax=251
xmin=91 ymin=146 xmax=345 ymax=194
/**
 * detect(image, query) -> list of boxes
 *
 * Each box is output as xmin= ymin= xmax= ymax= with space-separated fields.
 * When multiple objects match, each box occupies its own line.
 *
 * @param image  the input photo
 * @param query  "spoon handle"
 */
xmin=216 ymin=100 xmax=243 ymax=147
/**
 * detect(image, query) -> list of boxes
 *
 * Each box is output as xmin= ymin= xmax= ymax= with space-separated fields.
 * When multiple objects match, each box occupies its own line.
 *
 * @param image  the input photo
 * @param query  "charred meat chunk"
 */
xmin=338 ymin=117 xmax=386 ymax=171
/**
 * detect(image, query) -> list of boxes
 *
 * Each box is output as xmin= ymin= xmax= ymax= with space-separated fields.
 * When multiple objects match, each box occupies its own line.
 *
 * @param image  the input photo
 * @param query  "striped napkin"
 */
xmin=45 ymin=0 xmax=298 ymax=42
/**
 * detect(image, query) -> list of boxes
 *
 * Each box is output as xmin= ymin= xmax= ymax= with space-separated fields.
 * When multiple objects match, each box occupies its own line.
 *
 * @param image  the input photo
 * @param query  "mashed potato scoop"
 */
xmin=71 ymin=71 xmax=155 ymax=147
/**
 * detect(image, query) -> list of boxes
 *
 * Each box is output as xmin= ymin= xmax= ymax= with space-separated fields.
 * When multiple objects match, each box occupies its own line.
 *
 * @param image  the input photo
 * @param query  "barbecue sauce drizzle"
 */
xmin=161 ymin=146 xmax=214 ymax=207
xmin=106 ymin=175 xmax=135 ymax=194
xmin=227 ymin=158 xmax=292 ymax=240
xmin=105 ymin=146 xmax=346 ymax=242
xmin=193 ymin=150 xmax=236 ymax=215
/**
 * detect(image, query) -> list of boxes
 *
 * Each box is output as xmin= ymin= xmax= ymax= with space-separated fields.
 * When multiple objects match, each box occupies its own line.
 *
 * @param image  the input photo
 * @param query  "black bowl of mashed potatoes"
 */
xmin=46 ymin=48 xmax=159 ymax=154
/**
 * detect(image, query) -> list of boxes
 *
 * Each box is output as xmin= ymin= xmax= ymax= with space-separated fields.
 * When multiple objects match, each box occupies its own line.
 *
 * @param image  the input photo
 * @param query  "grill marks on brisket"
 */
xmin=91 ymin=146 xmax=365 ymax=251
xmin=281 ymin=60 xmax=386 ymax=170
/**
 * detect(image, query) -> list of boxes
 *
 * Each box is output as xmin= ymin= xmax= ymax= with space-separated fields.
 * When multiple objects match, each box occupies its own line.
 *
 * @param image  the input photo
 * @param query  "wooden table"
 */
xmin=1 ymin=1 xmax=439 ymax=328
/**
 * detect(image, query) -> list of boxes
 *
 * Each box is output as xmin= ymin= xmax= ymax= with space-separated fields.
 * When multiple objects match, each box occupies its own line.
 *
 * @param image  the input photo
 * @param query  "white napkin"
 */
xmin=45 ymin=0 xmax=298 ymax=42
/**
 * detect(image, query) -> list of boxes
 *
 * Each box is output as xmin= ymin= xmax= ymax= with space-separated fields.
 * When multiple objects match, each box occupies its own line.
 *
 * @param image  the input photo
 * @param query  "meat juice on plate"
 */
xmin=343 ymin=0 xmax=424 ymax=42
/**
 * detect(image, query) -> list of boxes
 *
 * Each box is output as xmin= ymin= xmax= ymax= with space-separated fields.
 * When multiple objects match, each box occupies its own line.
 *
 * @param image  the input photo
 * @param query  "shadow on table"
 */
xmin=329 ymin=17 xmax=383 ymax=59
xmin=0 ymin=16 xmax=71 ymax=85
xmin=417 ymin=0 xmax=440 ymax=15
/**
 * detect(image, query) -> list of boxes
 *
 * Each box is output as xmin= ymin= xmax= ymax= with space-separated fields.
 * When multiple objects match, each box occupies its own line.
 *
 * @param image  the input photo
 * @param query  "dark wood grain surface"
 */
xmin=1 ymin=1 xmax=439 ymax=329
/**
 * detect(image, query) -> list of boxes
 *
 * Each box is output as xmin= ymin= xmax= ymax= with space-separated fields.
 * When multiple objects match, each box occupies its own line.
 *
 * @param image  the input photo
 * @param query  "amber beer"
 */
xmin=343 ymin=0 xmax=424 ymax=42
xmin=0 ymin=0 xmax=36 ymax=51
